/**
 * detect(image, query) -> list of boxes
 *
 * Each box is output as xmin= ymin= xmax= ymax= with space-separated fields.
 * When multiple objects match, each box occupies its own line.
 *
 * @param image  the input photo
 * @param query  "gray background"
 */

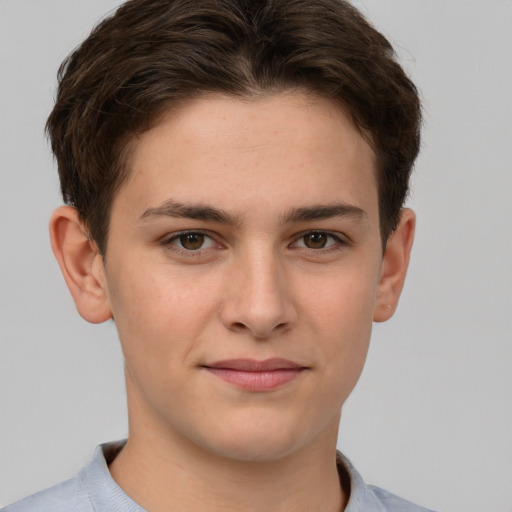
xmin=1 ymin=1 xmax=511 ymax=510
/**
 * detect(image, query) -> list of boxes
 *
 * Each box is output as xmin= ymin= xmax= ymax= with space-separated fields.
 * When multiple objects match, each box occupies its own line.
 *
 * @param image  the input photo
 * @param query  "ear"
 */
xmin=373 ymin=208 xmax=416 ymax=322
xmin=49 ymin=206 xmax=112 ymax=323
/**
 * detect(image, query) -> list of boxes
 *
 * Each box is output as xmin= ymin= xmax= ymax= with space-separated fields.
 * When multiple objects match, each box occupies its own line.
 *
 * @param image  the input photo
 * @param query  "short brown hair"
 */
xmin=46 ymin=0 xmax=421 ymax=253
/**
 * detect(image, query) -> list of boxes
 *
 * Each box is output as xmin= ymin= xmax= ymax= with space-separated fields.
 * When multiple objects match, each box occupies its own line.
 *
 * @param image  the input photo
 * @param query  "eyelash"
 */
xmin=160 ymin=230 xmax=221 ymax=256
xmin=160 ymin=230 xmax=348 ymax=256
xmin=290 ymin=230 xmax=347 ymax=252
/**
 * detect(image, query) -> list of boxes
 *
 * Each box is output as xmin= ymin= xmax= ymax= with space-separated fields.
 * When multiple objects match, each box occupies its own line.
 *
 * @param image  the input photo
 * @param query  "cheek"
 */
xmin=106 ymin=263 xmax=221 ymax=372
xmin=298 ymin=266 xmax=378 ymax=395
xmin=301 ymin=262 xmax=379 ymax=336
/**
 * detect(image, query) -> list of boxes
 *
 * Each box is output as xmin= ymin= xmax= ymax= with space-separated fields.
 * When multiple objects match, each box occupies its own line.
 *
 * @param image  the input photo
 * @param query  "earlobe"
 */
xmin=373 ymin=208 xmax=415 ymax=323
xmin=49 ymin=206 xmax=112 ymax=324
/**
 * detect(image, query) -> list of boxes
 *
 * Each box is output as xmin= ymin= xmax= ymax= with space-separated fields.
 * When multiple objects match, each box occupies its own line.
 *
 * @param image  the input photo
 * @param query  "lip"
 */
xmin=202 ymin=358 xmax=307 ymax=391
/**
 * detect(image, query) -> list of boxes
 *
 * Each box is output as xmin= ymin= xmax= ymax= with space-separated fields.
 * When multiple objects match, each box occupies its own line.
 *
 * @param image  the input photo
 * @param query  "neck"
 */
xmin=110 ymin=432 xmax=346 ymax=512
xmin=109 ymin=375 xmax=347 ymax=512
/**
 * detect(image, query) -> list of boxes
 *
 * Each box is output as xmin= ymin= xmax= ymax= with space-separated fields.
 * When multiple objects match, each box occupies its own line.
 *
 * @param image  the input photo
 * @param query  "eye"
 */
xmin=167 ymin=232 xmax=217 ymax=251
xmin=291 ymin=231 xmax=342 ymax=250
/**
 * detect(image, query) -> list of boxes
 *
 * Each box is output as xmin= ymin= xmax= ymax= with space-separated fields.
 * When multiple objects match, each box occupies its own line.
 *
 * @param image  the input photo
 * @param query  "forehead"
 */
xmin=117 ymin=92 xmax=378 ymax=222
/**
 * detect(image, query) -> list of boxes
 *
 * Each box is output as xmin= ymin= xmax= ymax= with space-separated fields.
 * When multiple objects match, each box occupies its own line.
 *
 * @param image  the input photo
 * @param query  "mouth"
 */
xmin=202 ymin=358 xmax=308 ymax=391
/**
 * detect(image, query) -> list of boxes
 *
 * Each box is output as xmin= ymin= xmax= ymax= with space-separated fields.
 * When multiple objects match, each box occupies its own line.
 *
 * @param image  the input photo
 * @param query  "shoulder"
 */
xmin=1 ymin=476 xmax=89 ymax=512
xmin=338 ymin=452 xmax=436 ymax=512
xmin=2 ymin=441 xmax=131 ymax=512
xmin=365 ymin=485 xmax=436 ymax=512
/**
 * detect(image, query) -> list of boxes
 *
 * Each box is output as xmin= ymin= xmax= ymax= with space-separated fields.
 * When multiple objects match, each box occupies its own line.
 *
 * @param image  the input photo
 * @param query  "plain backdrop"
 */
xmin=1 ymin=1 xmax=511 ymax=510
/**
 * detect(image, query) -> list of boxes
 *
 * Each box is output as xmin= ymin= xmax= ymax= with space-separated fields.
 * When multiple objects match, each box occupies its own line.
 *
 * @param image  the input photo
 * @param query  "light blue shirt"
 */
xmin=3 ymin=441 xmax=435 ymax=511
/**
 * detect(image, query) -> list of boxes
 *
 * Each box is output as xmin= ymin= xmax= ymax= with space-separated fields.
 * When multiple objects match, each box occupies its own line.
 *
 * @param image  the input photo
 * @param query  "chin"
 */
xmin=194 ymin=414 xmax=313 ymax=463
xmin=209 ymin=438 xmax=300 ymax=463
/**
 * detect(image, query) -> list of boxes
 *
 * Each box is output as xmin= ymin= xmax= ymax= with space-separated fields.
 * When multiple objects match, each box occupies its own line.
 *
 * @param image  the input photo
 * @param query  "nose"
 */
xmin=219 ymin=248 xmax=298 ymax=339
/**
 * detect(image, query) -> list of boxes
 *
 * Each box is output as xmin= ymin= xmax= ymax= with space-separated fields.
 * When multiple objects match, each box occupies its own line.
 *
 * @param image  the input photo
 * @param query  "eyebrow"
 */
xmin=137 ymin=200 xmax=366 ymax=226
xmin=137 ymin=200 xmax=240 ymax=226
xmin=281 ymin=203 xmax=367 ymax=223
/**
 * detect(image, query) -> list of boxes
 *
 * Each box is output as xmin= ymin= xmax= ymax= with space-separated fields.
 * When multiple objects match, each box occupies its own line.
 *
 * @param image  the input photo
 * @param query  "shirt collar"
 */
xmin=80 ymin=441 xmax=379 ymax=512
xmin=79 ymin=441 xmax=145 ymax=512
xmin=338 ymin=451 xmax=388 ymax=512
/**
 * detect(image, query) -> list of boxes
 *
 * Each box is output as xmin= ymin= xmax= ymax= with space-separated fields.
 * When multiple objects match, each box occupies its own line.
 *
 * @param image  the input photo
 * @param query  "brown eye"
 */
xmin=291 ymin=231 xmax=343 ymax=251
xmin=179 ymin=233 xmax=205 ymax=250
xmin=165 ymin=231 xmax=218 ymax=254
xmin=303 ymin=232 xmax=328 ymax=249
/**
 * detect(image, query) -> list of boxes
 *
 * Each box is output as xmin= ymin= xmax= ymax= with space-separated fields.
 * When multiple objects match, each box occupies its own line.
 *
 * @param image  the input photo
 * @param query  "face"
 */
xmin=102 ymin=92 xmax=384 ymax=461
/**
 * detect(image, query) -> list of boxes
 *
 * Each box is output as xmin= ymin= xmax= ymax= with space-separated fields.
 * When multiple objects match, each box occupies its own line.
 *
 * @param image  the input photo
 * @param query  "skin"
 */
xmin=50 ymin=91 xmax=415 ymax=512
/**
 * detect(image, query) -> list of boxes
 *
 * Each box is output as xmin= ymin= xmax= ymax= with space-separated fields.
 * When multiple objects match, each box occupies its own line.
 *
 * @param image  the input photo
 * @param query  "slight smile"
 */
xmin=202 ymin=358 xmax=308 ymax=391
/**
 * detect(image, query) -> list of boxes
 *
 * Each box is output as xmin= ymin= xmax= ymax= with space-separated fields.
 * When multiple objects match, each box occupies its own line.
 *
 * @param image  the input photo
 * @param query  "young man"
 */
xmin=3 ymin=0 xmax=431 ymax=510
